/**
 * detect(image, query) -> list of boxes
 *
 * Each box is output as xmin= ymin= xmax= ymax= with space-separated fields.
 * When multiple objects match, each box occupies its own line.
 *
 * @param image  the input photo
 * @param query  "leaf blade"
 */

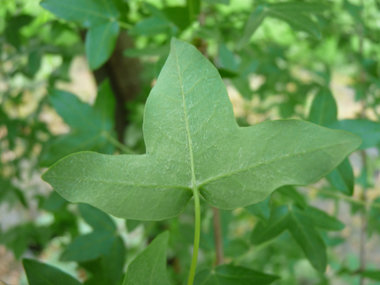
xmin=122 ymin=231 xmax=170 ymax=285
xmin=23 ymin=258 xmax=82 ymax=285
xmin=85 ymin=21 xmax=120 ymax=70
xmin=43 ymin=38 xmax=361 ymax=221
xmin=40 ymin=0 xmax=119 ymax=27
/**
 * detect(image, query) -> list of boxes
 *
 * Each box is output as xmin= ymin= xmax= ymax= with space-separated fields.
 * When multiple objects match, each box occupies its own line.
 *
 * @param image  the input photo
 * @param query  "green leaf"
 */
xmin=268 ymin=2 xmax=330 ymax=14
xmin=40 ymin=81 xmax=115 ymax=166
xmin=288 ymin=209 xmax=327 ymax=272
xmin=368 ymin=198 xmax=380 ymax=236
xmin=194 ymin=264 xmax=279 ymax=285
xmin=344 ymin=0 xmax=363 ymax=23
xmin=360 ymin=270 xmax=380 ymax=281
xmin=268 ymin=2 xmax=329 ymax=39
xmin=252 ymin=206 xmax=332 ymax=272
xmin=81 ymin=236 xmax=126 ymax=285
xmin=268 ymin=10 xmax=320 ymax=39
xmin=237 ymin=5 xmax=268 ymax=49
xmin=219 ymin=43 xmax=238 ymax=71
xmin=101 ymin=236 xmax=126 ymax=284
xmin=24 ymin=50 xmax=42 ymax=78
xmin=40 ymin=0 xmax=119 ymax=27
xmin=40 ymin=132 xmax=109 ymax=167
xmin=79 ymin=204 xmax=117 ymax=233
xmin=122 ymin=231 xmax=170 ymax=285
xmin=326 ymin=158 xmax=354 ymax=195
xmin=251 ymin=206 xmax=289 ymax=245
xmin=42 ymin=191 xmax=68 ymax=212
xmin=130 ymin=17 xmax=173 ymax=36
xmin=298 ymin=206 xmax=345 ymax=231
xmin=126 ymin=219 xmax=146 ymax=232
xmin=93 ymin=79 xmax=116 ymax=128
xmin=245 ymin=197 xmax=270 ymax=223
xmin=187 ymin=0 xmax=201 ymax=20
xmin=328 ymin=119 xmax=380 ymax=149
xmin=22 ymin=258 xmax=81 ymax=285
xmin=276 ymin=186 xmax=307 ymax=209
xmin=309 ymin=88 xmax=337 ymax=127
xmin=308 ymin=89 xmax=354 ymax=195
xmin=238 ymin=2 xmax=329 ymax=49
xmin=61 ymin=231 xmax=116 ymax=262
xmin=42 ymin=38 xmax=361 ymax=221
xmin=4 ymin=14 xmax=33 ymax=49
xmin=85 ymin=22 xmax=119 ymax=70
xmin=163 ymin=7 xmax=191 ymax=31
xmin=203 ymin=0 xmax=229 ymax=4
xmin=224 ymin=239 xmax=250 ymax=258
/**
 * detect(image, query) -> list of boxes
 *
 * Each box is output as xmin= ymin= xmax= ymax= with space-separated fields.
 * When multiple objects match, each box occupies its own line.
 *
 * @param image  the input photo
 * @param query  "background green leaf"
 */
xmin=60 ymin=231 xmax=116 ymax=262
xmin=40 ymin=0 xmax=119 ymax=27
xmin=23 ymin=258 xmax=82 ymax=285
xmin=194 ymin=264 xmax=279 ymax=284
xmin=85 ymin=22 xmax=120 ymax=70
xmin=122 ymin=231 xmax=170 ymax=285
xmin=328 ymin=119 xmax=380 ymax=149
xmin=79 ymin=204 xmax=116 ymax=233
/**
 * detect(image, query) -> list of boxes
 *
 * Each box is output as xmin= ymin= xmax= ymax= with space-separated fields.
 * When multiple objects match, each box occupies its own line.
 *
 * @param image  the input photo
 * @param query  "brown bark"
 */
xmin=92 ymin=31 xmax=141 ymax=141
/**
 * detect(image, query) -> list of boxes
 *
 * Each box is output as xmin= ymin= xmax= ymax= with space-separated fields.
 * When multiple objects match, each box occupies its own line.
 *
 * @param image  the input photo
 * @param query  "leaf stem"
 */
xmin=187 ymin=187 xmax=201 ymax=285
xmin=103 ymin=131 xmax=135 ymax=154
xmin=212 ymin=207 xmax=224 ymax=265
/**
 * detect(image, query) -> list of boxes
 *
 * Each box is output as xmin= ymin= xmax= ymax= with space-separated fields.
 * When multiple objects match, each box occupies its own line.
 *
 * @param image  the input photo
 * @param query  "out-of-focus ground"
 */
xmin=1 ymin=56 xmax=380 ymax=285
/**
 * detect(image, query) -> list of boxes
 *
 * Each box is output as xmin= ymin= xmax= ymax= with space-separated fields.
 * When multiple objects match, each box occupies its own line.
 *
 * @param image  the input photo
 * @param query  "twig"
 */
xmin=212 ymin=207 xmax=224 ymax=265
xmin=358 ymin=1 xmax=367 ymax=283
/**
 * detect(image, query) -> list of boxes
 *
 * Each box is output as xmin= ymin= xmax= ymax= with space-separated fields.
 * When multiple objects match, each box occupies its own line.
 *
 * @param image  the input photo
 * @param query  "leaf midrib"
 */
xmin=46 ymin=177 xmax=189 ymax=190
xmin=173 ymin=43 xmax=197 ymax=189
xmin=48 ymin=140 xmax=353 ymax=192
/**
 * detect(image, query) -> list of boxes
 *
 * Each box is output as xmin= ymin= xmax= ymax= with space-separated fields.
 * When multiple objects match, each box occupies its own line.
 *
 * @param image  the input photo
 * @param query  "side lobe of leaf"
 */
xmin=42 ymin=151 xmax=193 ymax=220
xmin=200 ymin=120 xmax=361 ymax=209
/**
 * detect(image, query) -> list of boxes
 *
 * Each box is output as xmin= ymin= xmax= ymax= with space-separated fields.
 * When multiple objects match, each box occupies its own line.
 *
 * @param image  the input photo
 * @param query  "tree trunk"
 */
xmin=92 ymin=31 xmax=141 ymax=141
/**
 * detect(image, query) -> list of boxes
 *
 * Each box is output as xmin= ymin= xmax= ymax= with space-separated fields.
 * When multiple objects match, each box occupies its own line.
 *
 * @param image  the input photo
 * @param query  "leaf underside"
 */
xmin=42 ymin=38 xmax=361 ymax=220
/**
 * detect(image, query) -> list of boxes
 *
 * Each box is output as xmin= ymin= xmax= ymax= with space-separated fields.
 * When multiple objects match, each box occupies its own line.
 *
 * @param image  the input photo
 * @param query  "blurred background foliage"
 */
xmin=1 ymin=0 xmax=380 ymax=284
